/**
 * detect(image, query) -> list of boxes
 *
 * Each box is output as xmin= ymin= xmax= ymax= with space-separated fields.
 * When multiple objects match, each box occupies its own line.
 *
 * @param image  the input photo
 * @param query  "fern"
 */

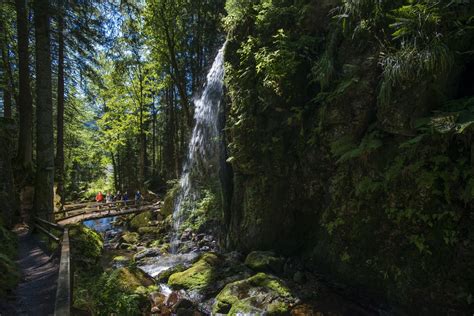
xmin=378 ymin=38 xmax=453 ymax=106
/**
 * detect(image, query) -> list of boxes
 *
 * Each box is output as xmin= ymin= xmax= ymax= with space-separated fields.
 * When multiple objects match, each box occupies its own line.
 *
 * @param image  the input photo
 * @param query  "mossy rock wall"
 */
xmin=222 ymin=0 xmax=474 ymax=313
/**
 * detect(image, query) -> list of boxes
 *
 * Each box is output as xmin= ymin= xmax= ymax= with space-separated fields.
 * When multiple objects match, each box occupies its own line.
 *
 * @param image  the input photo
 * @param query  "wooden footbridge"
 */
xmin=55 ymin=200 xmax=160 ymax=225
xmin=31 ymin=199 xmax=161 ymax=315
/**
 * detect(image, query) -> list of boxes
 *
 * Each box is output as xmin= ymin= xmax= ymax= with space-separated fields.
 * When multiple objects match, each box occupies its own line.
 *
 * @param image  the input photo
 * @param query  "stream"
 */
xmin=81 ymin=212 xmax=391 ymax=315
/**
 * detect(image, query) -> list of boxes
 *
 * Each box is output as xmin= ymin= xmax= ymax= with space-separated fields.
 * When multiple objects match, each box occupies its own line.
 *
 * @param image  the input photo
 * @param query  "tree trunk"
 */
xmin=138 ymin=69 xmax=146 ymax=190
xmin=152 ymin=100 xmax=157 ymax=176
xmin=3 ymin=91 xmax=12 ymax=118
xmin=56 ymin=0 xmax=65 ymax=208
xmin=16 ymin=0 xmax=34 ymax=172
xmin=0 ymin=25 xmax=12 ymax=119
xmin=33 ymin=0 xmax=54 ymax=220
xmin=111 ymin=151 xmax=118 ymax=191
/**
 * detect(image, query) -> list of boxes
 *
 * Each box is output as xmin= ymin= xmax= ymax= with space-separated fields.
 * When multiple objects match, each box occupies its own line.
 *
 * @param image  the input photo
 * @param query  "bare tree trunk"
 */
xmin=33 ymin=0 xmax=54 ymax=220
xmin=111 ymin=152 xmax=118 ymax=191
xmin=56 ymin=0 xmax=65 ymax=208
xmin=152 ymin=100 xmax=157 ymax=176
xmin=138 ymin=69 xmax=146 ymax=190
xmin=0 ymin=25 xmax=13 ymax=119
xmin=16 ymin=0 xmax=34 ymax=172
xmin=2 ymin=91 xmax=12 ymax=118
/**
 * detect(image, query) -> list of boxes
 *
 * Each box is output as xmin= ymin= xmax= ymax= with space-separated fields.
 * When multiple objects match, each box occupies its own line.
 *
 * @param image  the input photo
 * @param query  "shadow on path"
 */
xmin=1 ymin=225 xmax=59 ymax=316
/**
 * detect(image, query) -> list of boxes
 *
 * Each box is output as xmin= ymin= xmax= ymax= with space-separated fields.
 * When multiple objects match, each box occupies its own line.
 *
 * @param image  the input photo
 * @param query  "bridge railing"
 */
xmin=33 ymin=217 xmax=71 ymax=316
xmin=33 ymin=216 xmax=63 ymax=243
xmin=31 ymin=200 xmax=159 ymax=316
xmin=54 ymin=227 xmax=71 ymax=316
xmin=56 ymin=200 xmax=151 ymax=221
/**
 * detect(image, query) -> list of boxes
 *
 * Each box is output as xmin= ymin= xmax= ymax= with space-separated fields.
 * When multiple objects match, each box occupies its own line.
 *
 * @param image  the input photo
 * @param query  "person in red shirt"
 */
xmin=95 ymin=191 xmax=104 ymax=202
xmin=96 ymin=191 xmax=104 ymax=204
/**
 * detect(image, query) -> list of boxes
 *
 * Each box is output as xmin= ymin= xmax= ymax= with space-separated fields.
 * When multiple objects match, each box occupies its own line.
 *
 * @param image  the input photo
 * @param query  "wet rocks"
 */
xmin=120 ymin=231 xmax=139 ymax=244
xmin=212 ymin=272 xmax=297 ymax=315
xmin=133 ymin=247 xmax=162 ymax=261
xmin=180 ymin=228 xmax=193 ymax=241
xmin=149 ymin=289 xmax=202 ymax=316
xmin=112 ymin=255 xmax=131 ymax=268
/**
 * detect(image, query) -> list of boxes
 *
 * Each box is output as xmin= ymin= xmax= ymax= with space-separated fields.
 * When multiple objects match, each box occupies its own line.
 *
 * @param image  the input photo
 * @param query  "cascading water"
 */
xmin=171 ymin=43 xmax=226 ymax=250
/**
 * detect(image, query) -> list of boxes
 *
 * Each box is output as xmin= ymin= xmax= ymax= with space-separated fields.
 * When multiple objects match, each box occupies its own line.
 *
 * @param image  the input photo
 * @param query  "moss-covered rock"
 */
xmin=113 ymin=267 xmax=154 ymax=293
xmin=244 ymin=251 xmax=284 ymax=273
xmin=168 ymin=252 xmax=221 ymax=291
xmin=162 ymin=180 xmax=180 ymax=217
xmin=112 ymin=255 xmax=131 ymax=267
xmin=121 ymin=232 xmax=139 ymax=244
xmin=212 ymin=272 xmax=295 ymax=315
xmin=68 ymin=224 xmax=103 ymax=270
xmin=129 ymin=211 xmax=153 ymax=231
xmin=137 ymin=226 xmax=161 ymax=235
xmin=155 ymin=263 xmax=186 ymax=283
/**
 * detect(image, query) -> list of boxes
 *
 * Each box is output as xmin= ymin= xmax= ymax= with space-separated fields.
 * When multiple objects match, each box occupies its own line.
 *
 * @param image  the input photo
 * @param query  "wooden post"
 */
xmin=55 ymin=228 xmax=71 ymax=316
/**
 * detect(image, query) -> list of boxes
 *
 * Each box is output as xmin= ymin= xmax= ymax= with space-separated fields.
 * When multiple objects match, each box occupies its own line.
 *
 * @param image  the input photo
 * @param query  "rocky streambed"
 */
xmin=80 ymin=207 xmax=387 ymax=315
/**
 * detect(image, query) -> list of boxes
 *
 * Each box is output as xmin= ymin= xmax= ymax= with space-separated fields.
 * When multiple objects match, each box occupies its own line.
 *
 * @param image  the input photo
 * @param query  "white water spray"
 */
xmin=171 ymin=43 xmax=226 ymax=249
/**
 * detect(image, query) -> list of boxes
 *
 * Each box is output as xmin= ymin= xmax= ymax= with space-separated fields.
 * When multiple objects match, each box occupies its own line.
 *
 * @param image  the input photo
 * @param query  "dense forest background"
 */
xmin=0 ymin=0 xmax=473 ymax=314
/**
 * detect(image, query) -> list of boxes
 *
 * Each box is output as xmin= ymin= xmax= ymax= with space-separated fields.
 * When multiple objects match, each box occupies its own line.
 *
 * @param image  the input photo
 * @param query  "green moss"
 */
xmin=112 ymin=255 xmax=130 ymax=265
xmin=74 ymin=268 xmax=152 ymax=315
xmin=155 ymin=264 xmax=186 ymax=283
xmin=168 ymin=253 xmax=221 ymax=290
xmin=212 ymin=273 xmax=293 ymax=314
xmin=68 ymin=224 xmax=103 ymax=270
xmin=137 ymin=226 xmax=161 ymax=235
xmin=129 ymin=211 xmax=153 ymax=231
xmin=244 ymin=251 xmax=283 ymax=273
xmin=162 ymin=180 xmax=180 ymax=217
xmin=267 ymin=300 xmax=290 ymax=315
xmin=179 ymin=189 xmax=219 ymax=233
xmin=112 ymin=267 xmax=153 ymax=293
xmin=121 ymin=232 xmax=139 ymax=244
xmin=160 ymin=243 xmax=170 ymax=253
xmin=228 ymin=299 xmax=263 ymax=315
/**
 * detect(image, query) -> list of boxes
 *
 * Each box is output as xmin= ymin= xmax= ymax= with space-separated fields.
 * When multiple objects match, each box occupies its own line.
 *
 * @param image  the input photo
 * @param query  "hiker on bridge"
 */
xmin=95 ymin=191 xmax=104 ymax=203
xmin=123 ymin=191 xmax=129 ymax=203
xmin=135 ymin=190 xmax=142 ymax=204
xmin=106 ymin=192 xmax=113 ymax=203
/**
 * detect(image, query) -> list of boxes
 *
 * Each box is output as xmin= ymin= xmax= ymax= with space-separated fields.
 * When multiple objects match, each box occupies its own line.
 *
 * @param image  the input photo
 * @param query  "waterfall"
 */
xmin=171 ymin=43 xmax=226 ymax=249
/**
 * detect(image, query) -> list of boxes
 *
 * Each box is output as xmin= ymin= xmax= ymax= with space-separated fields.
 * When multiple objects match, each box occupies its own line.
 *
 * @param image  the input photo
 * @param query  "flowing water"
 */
xmin=171 ymin=43 xmax=226 ymax=250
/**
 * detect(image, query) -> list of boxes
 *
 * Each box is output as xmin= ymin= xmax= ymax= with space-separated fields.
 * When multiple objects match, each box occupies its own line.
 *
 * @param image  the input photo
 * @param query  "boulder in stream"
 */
xmin=212 ymin=272 xmax=297 ymax=315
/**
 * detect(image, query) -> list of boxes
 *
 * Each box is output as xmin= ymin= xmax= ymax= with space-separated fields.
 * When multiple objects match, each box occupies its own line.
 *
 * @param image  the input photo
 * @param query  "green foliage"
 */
xmin=180 ymin=189 xmax=219 ymax=233
xmin=224 ymin=0 xmax=474 ymax=313
xmin=162 ymin=179 xmax=180 ymax=217
xmin=0 ymin=222 xmax=18 ymax=297
xmin=224 ymin=0 xmax=255 ymax=31
xmin=255 ymin=29 xmax=299 ymax=96
xmin=74 ymin=267 xmax=154 ymax=315
xmin=64 ymin=91 xmax=110 ymax=200
xmin=68 ymin=224 xmax=103 ymax=271
xmin=330 ymin=131 xmax=383 ymax=164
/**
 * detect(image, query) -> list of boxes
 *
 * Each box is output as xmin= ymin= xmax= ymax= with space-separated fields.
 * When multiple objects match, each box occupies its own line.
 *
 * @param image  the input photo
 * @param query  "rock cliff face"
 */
xmin=221 ymin=0 xmax=474 ymax=312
